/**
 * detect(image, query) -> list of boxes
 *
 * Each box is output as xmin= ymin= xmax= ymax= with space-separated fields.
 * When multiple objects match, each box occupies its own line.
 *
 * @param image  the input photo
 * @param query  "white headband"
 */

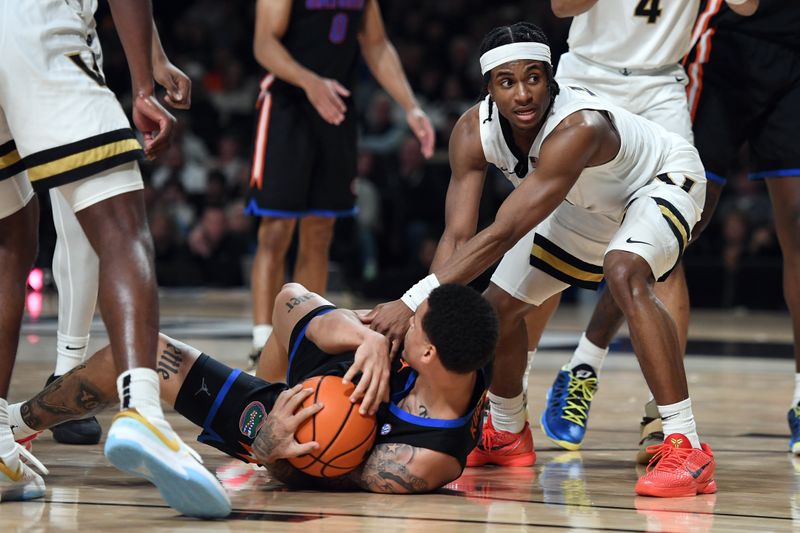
xmin=479 ymin=42 xmax=551 ymax=75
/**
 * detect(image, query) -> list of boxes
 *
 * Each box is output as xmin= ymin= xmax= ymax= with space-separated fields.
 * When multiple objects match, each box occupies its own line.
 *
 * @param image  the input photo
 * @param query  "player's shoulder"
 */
xmin=449 ymin=103 xmax=487 ymax=163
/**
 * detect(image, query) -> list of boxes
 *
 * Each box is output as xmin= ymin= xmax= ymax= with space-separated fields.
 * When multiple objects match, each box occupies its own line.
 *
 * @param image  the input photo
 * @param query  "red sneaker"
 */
xmin=635 ymin=433 xmax=717 ymax=498
xmin=466 ymin=415 xmax=536 ymax=467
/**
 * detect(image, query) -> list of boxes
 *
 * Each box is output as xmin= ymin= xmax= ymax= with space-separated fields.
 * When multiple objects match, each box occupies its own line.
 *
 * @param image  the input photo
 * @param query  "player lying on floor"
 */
xmin=10 ymin=282 xmax=497 ymax=494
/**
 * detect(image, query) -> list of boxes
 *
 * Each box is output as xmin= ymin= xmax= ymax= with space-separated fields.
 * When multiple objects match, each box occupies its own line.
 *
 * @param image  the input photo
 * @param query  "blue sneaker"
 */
xmin=105 ymin=409 xmax=231 ymax=518
xmin=540 ymin=364 xmax=598 ymax=450
xmin=789 ymin=405 xmax=800 ymax=454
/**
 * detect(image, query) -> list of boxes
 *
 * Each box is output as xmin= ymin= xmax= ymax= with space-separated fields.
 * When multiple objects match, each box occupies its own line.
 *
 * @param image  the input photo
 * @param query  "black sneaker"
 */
xmin=45 ymin=374 xmax=103 ymax=445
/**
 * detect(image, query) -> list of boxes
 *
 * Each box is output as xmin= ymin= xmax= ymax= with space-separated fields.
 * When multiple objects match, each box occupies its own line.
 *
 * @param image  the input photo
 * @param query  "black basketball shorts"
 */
xmin=689 ymin=31 xmax=800 ymax=183
xmin=245 ymin=79 xmax=358 ymax=218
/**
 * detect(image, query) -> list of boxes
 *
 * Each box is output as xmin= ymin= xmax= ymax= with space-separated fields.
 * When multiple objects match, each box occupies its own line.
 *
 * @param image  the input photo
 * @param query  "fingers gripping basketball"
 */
xmin=287 ymin=376 xmax=377 ymax=477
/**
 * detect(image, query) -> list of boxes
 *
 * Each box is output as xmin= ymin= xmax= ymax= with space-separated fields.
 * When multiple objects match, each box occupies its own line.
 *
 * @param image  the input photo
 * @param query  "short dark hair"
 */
xmin=422 ymin=284 xmax=498 ymax=374
xmin=479 ymin=22 xmax=560 ymax=115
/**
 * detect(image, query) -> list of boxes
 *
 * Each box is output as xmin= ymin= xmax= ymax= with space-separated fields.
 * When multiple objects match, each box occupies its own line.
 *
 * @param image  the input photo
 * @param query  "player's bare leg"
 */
xmin=256 ymin=283 xmax=333 ymax=383
xmin=467 ymin=283 xmax=538 ymax=467
xmin=294 ymin=216 xmax=336 ymax=293
xmin=765 ymin=177 xmax=800 ymax=453
xmin=250 ymin=216 xmax=296 ymax=367
xmin=0 ymin=197 xmax=46 ymax=502
xmin=0 ymin=198 xmax=38 ymax=397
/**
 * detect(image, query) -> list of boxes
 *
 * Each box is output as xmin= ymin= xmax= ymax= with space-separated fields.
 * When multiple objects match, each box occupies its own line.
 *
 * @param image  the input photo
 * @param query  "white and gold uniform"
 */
xmin=556 ymin=0 xmax=701 ymax=142
xmin=482 ymin=86 xmax=706 ymax=304
xmin=0 ymin=0 xmax=143 ymax=218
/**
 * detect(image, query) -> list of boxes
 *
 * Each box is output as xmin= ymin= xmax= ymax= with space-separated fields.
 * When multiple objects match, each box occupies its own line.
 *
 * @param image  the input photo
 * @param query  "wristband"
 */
xmin=400 ymin=274 xmax=440 ymax=312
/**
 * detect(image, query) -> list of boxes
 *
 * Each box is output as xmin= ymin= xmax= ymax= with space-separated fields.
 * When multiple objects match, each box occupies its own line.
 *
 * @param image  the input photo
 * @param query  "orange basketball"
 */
xmin=287 ymin=375 xmax=377 ymax=477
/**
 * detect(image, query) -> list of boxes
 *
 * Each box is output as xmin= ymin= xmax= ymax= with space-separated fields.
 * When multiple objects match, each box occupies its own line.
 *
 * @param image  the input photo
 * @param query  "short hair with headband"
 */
xmin=478 ymin=22 xmax=560 ymax=122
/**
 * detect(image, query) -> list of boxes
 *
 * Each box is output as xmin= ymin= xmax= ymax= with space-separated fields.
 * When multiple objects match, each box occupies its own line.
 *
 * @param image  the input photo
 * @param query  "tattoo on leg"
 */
xmin=20 ymin=402 xmax=42 ymax=430
xmin=285 ymin=293 xmax=315 ymax=312
xmin=157 ymin=343 xmax=183 ymax=380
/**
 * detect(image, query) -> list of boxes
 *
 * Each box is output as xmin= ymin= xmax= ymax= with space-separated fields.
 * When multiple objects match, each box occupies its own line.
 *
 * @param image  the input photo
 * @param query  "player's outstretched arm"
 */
xmin=430 ymin=106 xmax=488 ymax=272
xmin=358 ymin=0 xmax=434 ymax=158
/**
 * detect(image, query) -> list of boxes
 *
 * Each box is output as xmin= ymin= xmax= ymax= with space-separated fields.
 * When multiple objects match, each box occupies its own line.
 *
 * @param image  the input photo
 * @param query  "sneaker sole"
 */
xmin=0 ymin=480 xmax=45 ymax=502
xmin=465 ymin=450 xmax=536 ymax=467
xmin=539 ymin=388 xmax=584 ymax=451
xmin=792 ymin=441 xmax=800 ymax=455
xmin=52 ymin=427 xmax=102 ymax=446
xmin=635 ymin=478 xmax=717 ymax=498
xmin=105 ymin=422 xmax=230 ymax=518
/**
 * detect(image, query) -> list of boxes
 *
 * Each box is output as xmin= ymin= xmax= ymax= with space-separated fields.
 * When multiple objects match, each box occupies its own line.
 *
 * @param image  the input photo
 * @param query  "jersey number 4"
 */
xmin=634 ymin=0 xmax=662 ymax=23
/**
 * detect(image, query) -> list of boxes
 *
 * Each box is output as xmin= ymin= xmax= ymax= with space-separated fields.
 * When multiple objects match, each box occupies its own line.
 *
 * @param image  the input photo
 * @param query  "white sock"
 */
xmin=793 ymin=373 xmax=800 ymax=407
xmin=567 ymin=333 xmax=608 ymax=372
xmin=117 ymin=368 xmax=174 ymax=437
xmin=8 ymin=402 xmax=37 ymax=441
xmin=55 ymin=333 xmax=90 ymax=376
xmin=0 ymin=399 xmax=20 ymax=472
xmin=488 ymin=392 xmax=527 ymax=434
xmin=252 ymin=324 xmax=273 ymax=349
xmin=658 ymin=398 xmax=700 ymax=448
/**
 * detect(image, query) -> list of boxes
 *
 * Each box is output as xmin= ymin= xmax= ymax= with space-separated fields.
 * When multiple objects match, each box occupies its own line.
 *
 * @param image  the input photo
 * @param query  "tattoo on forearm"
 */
xmin=157 ymin=343 xmax=183 ymax=380
xmin=356 ymin=443 xmax=429 ymax=493
xmin=285 ymin=293 xmax=315 ymax=312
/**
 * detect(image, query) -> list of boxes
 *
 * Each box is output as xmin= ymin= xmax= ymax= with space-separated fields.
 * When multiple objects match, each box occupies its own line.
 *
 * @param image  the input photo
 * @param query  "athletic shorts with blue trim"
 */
xmin=688 ymin=30 xmax=800 ymax=183
xmin=245 ymin=77 xmax=358 ymax=219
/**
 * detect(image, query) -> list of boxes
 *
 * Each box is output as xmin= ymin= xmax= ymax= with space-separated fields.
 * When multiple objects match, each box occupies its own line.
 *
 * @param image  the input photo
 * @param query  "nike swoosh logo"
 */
xmin=65 ymin=345 xmax=86 ymax=351
xmin=685 ymin=460 xmax=712 ymax=479
xmin=625 ymin=237 xmax=653 ymax=246
xmin=675 ymin=76 xmax=685 ymax=82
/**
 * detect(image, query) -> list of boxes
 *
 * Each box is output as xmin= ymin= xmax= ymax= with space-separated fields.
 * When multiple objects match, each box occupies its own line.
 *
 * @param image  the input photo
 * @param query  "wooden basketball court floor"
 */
xmin=5 ymin=288 xmax=798 ymax=532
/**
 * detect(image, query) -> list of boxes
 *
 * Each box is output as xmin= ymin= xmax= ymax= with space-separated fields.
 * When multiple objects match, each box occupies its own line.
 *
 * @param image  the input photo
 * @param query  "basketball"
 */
xmin=287 ymin=375 xmax=377 ymax=477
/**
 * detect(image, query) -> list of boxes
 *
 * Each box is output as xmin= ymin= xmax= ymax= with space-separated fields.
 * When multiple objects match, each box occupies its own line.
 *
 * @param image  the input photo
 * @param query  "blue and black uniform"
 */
xmin=245 ymin=0 xmax=366 ymax=218
xmin=174 ymin=305 xmax=490 ymax=468
xmin=686 ymin=0 xmax=800 ymax=184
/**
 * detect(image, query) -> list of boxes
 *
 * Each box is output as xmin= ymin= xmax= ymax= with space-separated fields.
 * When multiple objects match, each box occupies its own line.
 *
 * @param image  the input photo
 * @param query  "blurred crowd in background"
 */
xmin=33 ymin=0 xmax=784 ymax=309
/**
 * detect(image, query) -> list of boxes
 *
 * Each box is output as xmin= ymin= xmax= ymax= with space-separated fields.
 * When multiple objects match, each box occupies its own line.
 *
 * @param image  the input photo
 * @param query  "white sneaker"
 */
xmin=0 ymin=443 xmax=47 ymax=501
xmin=104 ymin=409 xmax=231 ymax=518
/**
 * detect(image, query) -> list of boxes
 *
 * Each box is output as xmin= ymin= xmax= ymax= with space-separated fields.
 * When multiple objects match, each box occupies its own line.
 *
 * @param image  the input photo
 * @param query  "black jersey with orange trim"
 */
xmin=699 ymin=0 xmax=800 ymax=51
xmin=374 ymin=357 xmax=491 ymax=469
xmin=269 ymin=0 xmax=366 ymax=99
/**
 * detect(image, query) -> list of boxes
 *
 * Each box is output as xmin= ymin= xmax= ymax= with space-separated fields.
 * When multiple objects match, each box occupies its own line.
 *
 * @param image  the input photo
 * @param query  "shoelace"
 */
xmin=561 ymin=376 xmax=598 ymax=427
xmin=479 ymin=423 xmax=497 ymax=450
xmin=17 ymin=443 xmax=49 ymax=476
xmin=645 ymin=442 xmax=691 ymax=472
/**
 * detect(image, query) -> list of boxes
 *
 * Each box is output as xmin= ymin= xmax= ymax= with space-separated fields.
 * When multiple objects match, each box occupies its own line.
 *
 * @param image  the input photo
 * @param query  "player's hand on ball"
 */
xmin=303 ymin=74 xmax=349 ymax=125
xmin=133 ymin=92 xmax=176 ymax=160
xmin=154 ymin=60 xmax=192 ymax=110
xmin=343 ymin=331 xmax=391 ymax=416
xmin=365 ymin=300 xmax=413 ymax=357
xmin=253 ymin=385 xmax=323 ymax=464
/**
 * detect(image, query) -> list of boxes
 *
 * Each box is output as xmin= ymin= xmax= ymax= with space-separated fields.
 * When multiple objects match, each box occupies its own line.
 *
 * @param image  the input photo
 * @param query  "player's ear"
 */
xmin=422 ymin=343 xmax=437 ymax=364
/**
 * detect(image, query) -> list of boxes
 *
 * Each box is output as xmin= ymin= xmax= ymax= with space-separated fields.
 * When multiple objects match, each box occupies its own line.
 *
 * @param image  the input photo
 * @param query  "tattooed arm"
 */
xmin=351 ymin=443 xmax=462 ymax=494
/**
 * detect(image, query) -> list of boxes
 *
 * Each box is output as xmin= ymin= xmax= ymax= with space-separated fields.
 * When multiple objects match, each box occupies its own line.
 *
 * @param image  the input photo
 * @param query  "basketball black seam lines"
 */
xmin=320 ymin=423 xmax=377 ymax=477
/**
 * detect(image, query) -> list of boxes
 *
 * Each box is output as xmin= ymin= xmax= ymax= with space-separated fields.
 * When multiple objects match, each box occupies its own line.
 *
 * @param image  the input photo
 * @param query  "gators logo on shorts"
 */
xmin=239 ymin=401 xmax=266 ymax=438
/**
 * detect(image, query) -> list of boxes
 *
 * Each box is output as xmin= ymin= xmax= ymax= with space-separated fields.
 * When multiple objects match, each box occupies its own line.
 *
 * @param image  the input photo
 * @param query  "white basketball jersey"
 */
xmin=479 ymin=85 xmax=704 ymax=217
xmin=567 ymin=0 xmax=700 ymax=70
